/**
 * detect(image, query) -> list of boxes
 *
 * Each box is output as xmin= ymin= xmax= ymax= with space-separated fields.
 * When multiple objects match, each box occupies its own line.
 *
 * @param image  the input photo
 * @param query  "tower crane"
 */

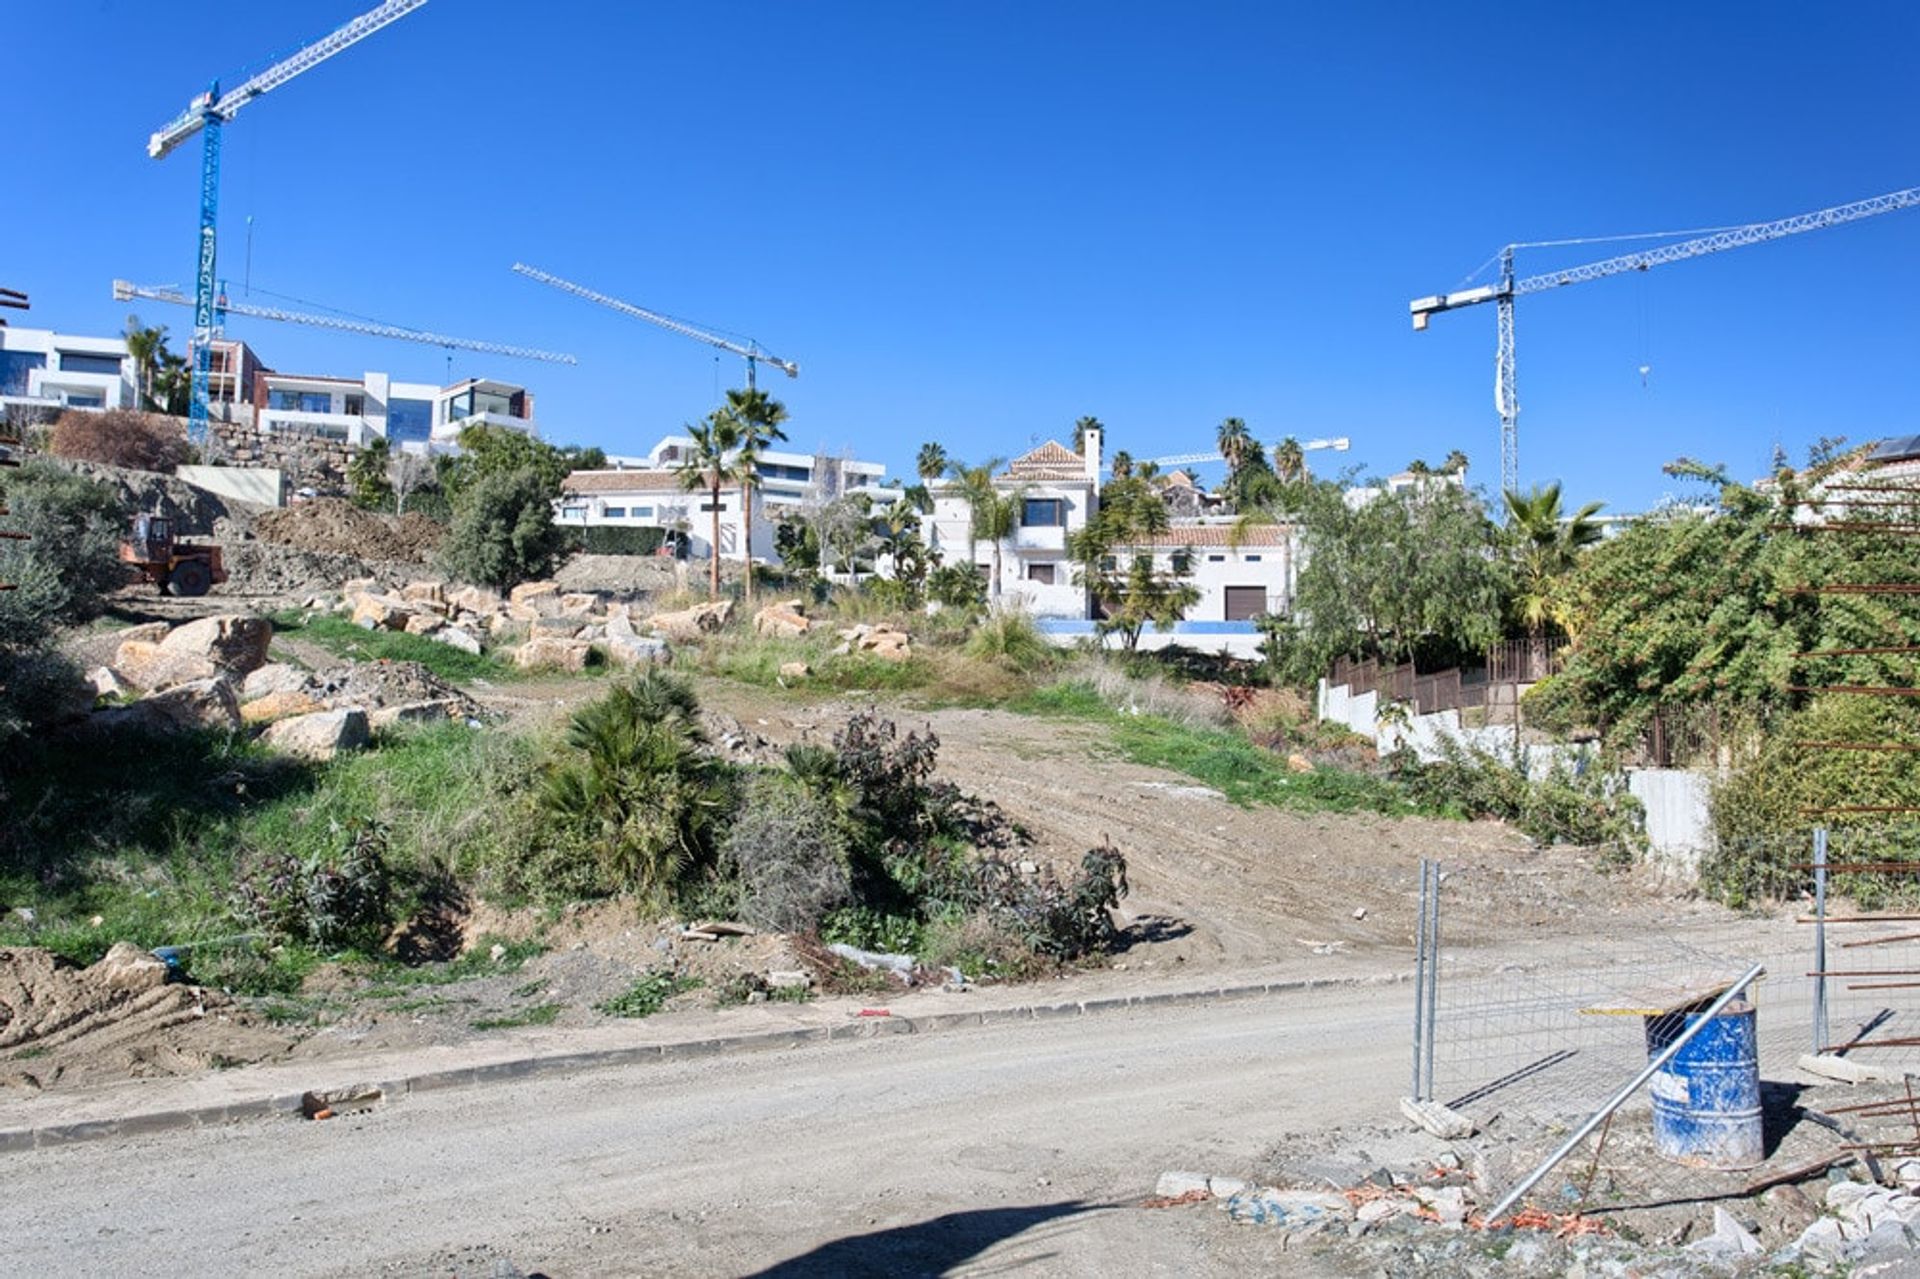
xmin=146 ymin=0 xmax=428 ymax=443
xmin=511 ymin=263 xmax=799 ymax=389
xmin=1410 ymin=184 xmax=1920 ymax=497
xmin=1144 ymin=437 xmax=1350 ymax=470
xmin=112 ymin=280 xmax=577 ymax=366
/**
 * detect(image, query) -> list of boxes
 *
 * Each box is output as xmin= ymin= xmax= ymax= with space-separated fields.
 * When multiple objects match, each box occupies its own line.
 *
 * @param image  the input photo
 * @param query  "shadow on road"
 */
xmin=745 ymin=1200 xmax=1100 ymax=1277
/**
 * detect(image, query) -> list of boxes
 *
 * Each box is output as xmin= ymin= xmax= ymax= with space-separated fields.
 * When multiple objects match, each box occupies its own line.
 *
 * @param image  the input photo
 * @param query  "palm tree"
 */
xmin=123 ymin=316 xmax=168 ymax=411
xmin=677 ymin=410 xmax=743 ymax=601
xmin=1272 ymin=436 xmax=1306 ymax=484
xmin=1216 ymin=417 xmax=1253 ymax=473
xmin=1502 ymin=482 xmax=1604 ymax=644
xmin=1440 ymin=449 xmax=1469 ymax=477
xmin=946 ymin=457 xmax=1005 ymax=598
xmin=1109 ymin=450 xmax=1134 ymax=480
xmin=1072 ymin=415 xmax=1103 ymax=455
xmin=723 ymin=387 xmax=789 ymax=607
xmin=916 ymin=442 xmax=949 ymax=484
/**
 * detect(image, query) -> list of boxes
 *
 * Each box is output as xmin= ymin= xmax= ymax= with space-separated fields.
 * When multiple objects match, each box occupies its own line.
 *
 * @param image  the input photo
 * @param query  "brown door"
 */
xmin=1224 ymin=586 xmax=1265 ymax=621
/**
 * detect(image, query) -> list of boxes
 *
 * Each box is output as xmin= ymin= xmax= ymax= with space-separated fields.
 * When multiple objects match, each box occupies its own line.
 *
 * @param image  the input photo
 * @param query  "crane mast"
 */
xmin=1410 ymin=184 xmax=1920 ymax=495
xmin=511 ymin=263 xmax=799 ymax=388
xmin=112 ymin=279 xmax=577 ymax=366
xmin=146 ymin=0 xmax=428 ymax=443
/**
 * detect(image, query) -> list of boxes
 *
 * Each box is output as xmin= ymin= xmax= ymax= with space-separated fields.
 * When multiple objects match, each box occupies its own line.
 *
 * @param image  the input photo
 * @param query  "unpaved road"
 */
xmin=1 ymin=984 xmax=1410 ymax=1278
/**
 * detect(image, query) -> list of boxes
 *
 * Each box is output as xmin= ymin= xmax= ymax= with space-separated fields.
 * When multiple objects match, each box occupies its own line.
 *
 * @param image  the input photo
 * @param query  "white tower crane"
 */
xmin=113 ymin=280 xmax=577 ymax=366
xmin=1143 ymin=437 xmax=1350 ymax=470
xmin=511 ymin=263 xmax=798 ymax=389
xmin=146 ymin=0 xmax=429 ymax=443
xmin=1410 ymin=185 xmax=1920 ymax=496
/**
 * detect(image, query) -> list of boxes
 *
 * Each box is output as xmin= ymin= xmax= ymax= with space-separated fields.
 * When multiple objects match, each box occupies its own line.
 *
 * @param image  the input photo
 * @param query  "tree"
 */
xmin=1501 ymin=483 xmax=1603 ymax=643
xmin=877 ymin=501 xmax=927 ymax=591
xmin=1216 ymin=417 xmax=1253 ymax=473
xmin=915 ymin=442 xmax=949 ymax=484
xmin=945 ymin=457 xmax=1005 ymax=595
xmin=724 ymin=387 xmax=790 ymax=606
xmin=0 ymin=461 xmax=126 ymax=648
xmin=1072 ymin=415 xmax=1103 ymax=454
xmin=1440 ymin=449 xmax=1470 ymax=477
xmin=440 ymin=422 xmax=573 ymax=498
xmin=440 ymin=466 xmax=570 ymax=590
xmin=1272 ymin=437 xmax=1306 ymax=484
xmin=388 ymin=448 xmax=434 ymax=516
xmin=1068 ymin=472 xmax=1188 ymax=650
xmin=122 ymin=316 xmax=167 ymax=412
xmin=1109 ymin=450 xmax=1134 ymax=480
xmin=347 ymin=437 xmax=396 ymax=511
xmin=676 ymin=411 xmax=742 ymax=600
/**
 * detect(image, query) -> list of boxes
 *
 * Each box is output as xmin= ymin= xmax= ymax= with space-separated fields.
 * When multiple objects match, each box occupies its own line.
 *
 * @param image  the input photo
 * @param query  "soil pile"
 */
xmin=218 ymin=541 xmax=427 ymax=599
xmin=256 ymin=499 xmax=442 ymax=562
xmin=0 ymin=945 xmax=293 ymax=1091
xmin=555 ymin=553 xmax=692 ymax=597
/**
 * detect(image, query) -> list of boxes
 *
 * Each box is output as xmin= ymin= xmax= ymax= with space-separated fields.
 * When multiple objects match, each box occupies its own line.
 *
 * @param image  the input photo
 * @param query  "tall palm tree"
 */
xmin=723 ymin=387 xmax=789 ymax=607
xmin=916 ymin=442 xmax=949 ymax=484
xmin=122 ymin=316 xmax=168 ymax=411
xmin=1440 ymin=449 xmax=1469 ymax=477
xmin=677 ymin=410 xmax=744 ymax=601
xmin=946 ymin=457 xmax=1005 ymax=597
xmin=1272 ymin=436 xmax=1306 ymax=484
xmin=1109 ymin=449 xmax=1134 ymax=480
xmin=1072 ymin=415 xmax=1103 ymax=455
xmin=1216 ymin=417 xmax=1253 ymax=474
xmin=1502 ymin=482 xmax=1604 ymax=643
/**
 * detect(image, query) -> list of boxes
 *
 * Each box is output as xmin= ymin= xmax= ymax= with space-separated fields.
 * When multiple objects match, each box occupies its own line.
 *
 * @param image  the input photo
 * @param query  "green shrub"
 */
xmin=597 ymin=971 xmax=700 ymax=1018
xmin=230 ymin=821 xmax=396 ymax=950
xmin=927 ymin=564 xmax=986 ymax=611
xmin=0 ymin=460 xmax=126 ymax=647
xmin=964 ymin=611 xmax=1055 ymax=672
xmin=1390 ymin=738 xmax=1645 ymax=857
xmin=578 ymin=525 xmax=668 ymax=556
xmin=720 ymin=774 xmax=852 ymax=932
xmin=819 ymin=905 xmax=924 ymax=955
xmin=440 ymin=465 xmax=570 ymax=590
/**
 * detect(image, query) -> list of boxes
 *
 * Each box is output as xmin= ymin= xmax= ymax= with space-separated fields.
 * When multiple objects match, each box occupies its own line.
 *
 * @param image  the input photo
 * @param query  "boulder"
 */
xmin=129 ymin=677 xmax=243 ymax=733
xmin=113 ymin=640 xmax=220 ymax=692
xmin=369 ymin=699 xmax=463 ymax=732
xmin=448 ymin=585 xmax=501 ymax=615
xmin=754 ymin=601 xmax=812 ymax=639
xmin=241 ymin=663 xmax=312 ymax=700
xmin=865 ymin=631 xmax=912 ymax=663
xmin=116 ymin=621 xmax=171 ymax=647
xmin=400 ymin=580 xmax=446 ymax=604
xmin=509 ymin=581 xmax=561 ymax=615
xmin=531 ymin=616 xmax=584 ymax=639
xmin=90 ymin=942 xmax=171 ymax=994
xmin=778 ymin=661 xmax=812 ymax=680
xmin=351 ymin=594 xmax=413 ymax=631
xmin=559 ymin=592 xmax=600 ymax=616
xmin=512 ymin=637 xmax=591 ymax=672
xmin=239 ymin=690 xmax=326 ymax=724
xmin=340 ymin=577 xmax=378 ymax=600
xmin=403 ymin=613 xmax=446 ymax=637
xmin=435 ymin=627 xmax=483 ymax=656
xmin=644 ymin=600 xmax=732 ymax=642
xmin=87 ymin=665 xmax=134 ymax=700
xmin=261 ymin=707 xmax=371 ymax=762
xmin=601 ymin=634 xmax=671 ymax=669
xmin=159 ymin=615 xmax=272 ymax=674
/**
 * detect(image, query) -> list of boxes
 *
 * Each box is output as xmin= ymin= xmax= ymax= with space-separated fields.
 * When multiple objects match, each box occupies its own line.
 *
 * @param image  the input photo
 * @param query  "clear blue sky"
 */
xmin=13 ymin=2 xmax=1919 ymax=510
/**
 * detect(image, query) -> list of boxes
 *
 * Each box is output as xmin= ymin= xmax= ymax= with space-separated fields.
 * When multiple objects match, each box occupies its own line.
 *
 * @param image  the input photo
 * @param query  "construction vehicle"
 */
xmin=118 ymin=514 xmax=226 ymax=597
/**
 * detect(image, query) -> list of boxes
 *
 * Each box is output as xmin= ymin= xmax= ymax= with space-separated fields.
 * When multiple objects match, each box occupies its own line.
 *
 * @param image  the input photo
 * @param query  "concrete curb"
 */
xmin=0 ymin=970 xmax=1406 ymax=1154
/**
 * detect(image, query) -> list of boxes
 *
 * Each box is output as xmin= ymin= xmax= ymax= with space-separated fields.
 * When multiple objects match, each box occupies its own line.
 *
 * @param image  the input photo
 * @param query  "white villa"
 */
xmin=556 ymin=468 xmax=775 ymax=563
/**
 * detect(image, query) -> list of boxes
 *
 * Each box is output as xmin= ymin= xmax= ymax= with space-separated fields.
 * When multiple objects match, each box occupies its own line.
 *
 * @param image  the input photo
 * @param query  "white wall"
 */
xmin=177 ymin=464 xmax=284 ymax=508
xmin=559 ymin=484 xmax=775 ymax=563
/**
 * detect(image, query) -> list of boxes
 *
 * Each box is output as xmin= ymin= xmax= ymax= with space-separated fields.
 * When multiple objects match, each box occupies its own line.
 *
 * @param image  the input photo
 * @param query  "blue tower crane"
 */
xmin=146 ymin=1 xmax=428 ymax=443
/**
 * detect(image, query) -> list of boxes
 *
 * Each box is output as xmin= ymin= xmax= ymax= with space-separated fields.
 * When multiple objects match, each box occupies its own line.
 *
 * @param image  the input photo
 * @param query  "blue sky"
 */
xmin=13 ymin=2 xmax=1918 ymax=510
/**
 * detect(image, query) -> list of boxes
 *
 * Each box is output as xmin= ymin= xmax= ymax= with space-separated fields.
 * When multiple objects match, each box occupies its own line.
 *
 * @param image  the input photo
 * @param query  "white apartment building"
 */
xmin=0 ymin=327 xmax=137 ymax=413
xmin=633 ymin=434 xmax=886 ymax=509
xmin=557 ymin=468 xmax=775 ymax=563
xmin=250 ymin=369 xmax=537 ymax=451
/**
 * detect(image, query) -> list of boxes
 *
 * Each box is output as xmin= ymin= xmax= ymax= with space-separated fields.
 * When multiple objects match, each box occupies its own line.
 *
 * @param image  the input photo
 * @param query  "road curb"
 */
xmin=0 ymin=969 xmax=1406 ymax=1153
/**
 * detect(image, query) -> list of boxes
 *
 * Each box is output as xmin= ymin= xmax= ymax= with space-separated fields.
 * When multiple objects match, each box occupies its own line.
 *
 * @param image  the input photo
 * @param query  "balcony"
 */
xmin=435 ymin=411 xmax=535 ymax=444
xmin=1009 ymin=524 xmax=1067 ymax=552
xmin=260 ymin=410 xmax=373 ymax=445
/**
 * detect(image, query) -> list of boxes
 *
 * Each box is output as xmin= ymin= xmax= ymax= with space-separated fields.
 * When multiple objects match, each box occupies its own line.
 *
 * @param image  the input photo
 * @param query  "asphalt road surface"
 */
xmin=1 ymin=984 xmax=1412 ymax=1277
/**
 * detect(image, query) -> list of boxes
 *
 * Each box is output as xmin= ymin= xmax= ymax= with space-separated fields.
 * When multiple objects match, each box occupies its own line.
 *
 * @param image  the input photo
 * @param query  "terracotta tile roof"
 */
xmin=563 ymin=469 xmax=695 ymax=495
xmin=1125 ymin=525 xmax=1291 ymax=549
xmin=1003 ymin=440 xmax=1090 ymax=481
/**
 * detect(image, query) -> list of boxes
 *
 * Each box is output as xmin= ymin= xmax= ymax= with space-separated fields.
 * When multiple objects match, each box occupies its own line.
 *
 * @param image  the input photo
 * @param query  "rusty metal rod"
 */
xmin=1843 ymin=933 xmax=1920 ymax=948
xmin=1847 ymin=981 xmax=1920 ymax=991
xmin=1824 ymin=1036 xmax=1920 ymax=1051
xmin=1799 ymin=914 xmax=1920 ymax=924
xmin=1811 ymin=970 xmax=1920 ymax=978
xmin=1821 ymin=1097 xmax=1920 ymax=1116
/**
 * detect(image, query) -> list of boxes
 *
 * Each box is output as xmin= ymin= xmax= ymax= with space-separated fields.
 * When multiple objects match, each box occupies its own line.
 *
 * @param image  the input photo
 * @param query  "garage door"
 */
xmin=1224 ymin=586 xmax=1265 ymax=621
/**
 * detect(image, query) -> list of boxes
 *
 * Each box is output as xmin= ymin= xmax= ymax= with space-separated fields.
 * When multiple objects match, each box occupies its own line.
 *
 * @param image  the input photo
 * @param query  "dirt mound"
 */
xmin=554 ymin=553 xmax=692 ymax=597
xmin=217 ymin=541 xmax=425 ymax=600
xmin=310 ymin=659 xmax=484 ymax=718
xmin=255 ymin=499 xmax=442 ymax=562
xmin=0 ymin=945 xmax=293 ymax=1091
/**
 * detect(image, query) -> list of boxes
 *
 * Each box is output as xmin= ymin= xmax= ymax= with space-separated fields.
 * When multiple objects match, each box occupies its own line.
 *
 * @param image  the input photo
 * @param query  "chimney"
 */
xmin=1083 ymin=425 xmax=1102 ymax=491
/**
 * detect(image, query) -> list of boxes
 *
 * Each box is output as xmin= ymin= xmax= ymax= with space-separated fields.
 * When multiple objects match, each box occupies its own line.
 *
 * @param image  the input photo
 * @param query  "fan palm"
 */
xmin=677 ymin=410 xmax=744 ymax=600
xmin=1502 ymin=482 xmax=1604 ymax=641
xmin=724 ymin=387 xmax=789 ymax=606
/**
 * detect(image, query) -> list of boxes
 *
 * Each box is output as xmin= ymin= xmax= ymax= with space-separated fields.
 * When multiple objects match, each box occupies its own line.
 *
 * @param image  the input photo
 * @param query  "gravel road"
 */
xmin=2 ymin=984 xmax=1409 ymax=1278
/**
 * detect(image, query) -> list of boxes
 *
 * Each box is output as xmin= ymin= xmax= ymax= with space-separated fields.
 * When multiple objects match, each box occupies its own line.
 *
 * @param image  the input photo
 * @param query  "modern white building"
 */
xmin=632 ymin=434 xmax=887 ymax=509
xmin=557 ymin=468 xmax=776 ymax=563
xmin=0 ymin=327 xmax=137 ymax=413
xmin=249 ymin=368 xmax=537 ymax=451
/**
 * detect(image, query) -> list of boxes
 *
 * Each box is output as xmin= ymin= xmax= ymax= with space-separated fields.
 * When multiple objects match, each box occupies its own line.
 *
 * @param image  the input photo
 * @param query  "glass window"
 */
xmin=1208 ymin=554 xmax=1226 ymax=562
xmin=1022 ymin=497 xmax=1065 ymax=527
xmin=633 ymin=506 xmax=654 ymax=519
xmin=560 ymin=503 xmax=587 ymax=519
xmin=1170 ymin=553 xmax=1192 ymax=573
xmin=388 ymin=398 xmax=432 ymax=444
xmin=58 ymin=351 xmax=123 ymax=376
xmin=1099 ymin=555 xmax=1116 ymax=572
xmin=604 ymin=507 xmax=626 ymax=519
xmin=700 ymin=501 xmax=726 ymax=512
xmin=1245 ymin=555 xmax=1262 ymax=562
xmin=65 ymin=393 xmax=105 ymax=409
xmin=0 ymin=350 xmax=45 ymax=397
xmin=300 ymin=391 xmax=332 ymax=413
xmin=1027 ymin=562 xmax=1057 ymax=585
xmin=344 ymin=394 xmax=364 ymax=416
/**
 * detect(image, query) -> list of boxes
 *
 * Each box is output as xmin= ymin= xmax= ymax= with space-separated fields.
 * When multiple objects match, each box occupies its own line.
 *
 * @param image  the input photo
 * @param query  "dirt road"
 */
xmin=0 ymin=984 xmax=1414 ymax=1278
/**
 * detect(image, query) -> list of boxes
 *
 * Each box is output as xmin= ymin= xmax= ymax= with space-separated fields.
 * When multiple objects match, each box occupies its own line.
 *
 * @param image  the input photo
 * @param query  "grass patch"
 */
xmin=471 ymin=1002 xmax=563 ymax=1031
xmin=597 ymin=971 xmax=701 ymax=1018
xmin=271 ymin=610 xmax=518 ymax=685
xmin=1015 ymin=677 xmax=1426 ymax=817
xmin=356 ymin=935 xmax=546 ymax=994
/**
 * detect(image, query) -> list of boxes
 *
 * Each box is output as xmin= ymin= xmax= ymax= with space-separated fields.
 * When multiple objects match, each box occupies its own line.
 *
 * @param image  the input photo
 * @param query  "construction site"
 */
xmin=5 ymin=4 xmax=1920 ymax=1278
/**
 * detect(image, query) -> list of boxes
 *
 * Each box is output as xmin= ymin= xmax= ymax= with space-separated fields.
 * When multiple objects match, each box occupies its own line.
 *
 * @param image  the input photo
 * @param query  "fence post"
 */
xmin=1813 ymin=826 xmax=1829 ymax=1056
xmin=1422 ymin=861 xmax=1441 ymax=1102
xmin=1412 ymin=859 xmax=1429 ymax=1101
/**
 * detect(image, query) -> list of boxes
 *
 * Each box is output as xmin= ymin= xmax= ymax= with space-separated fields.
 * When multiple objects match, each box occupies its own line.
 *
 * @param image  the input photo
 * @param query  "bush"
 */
xmin=720 ymin=774 xmax=852 ymax=932
xmin=964 ymin=611 xmax=1055 ymax=672
xmin=1390 ymin=738 xmax=1645 ymax=857
xmin=927 ymin=563 xmax=987 ymax=611
xmin=48 ymin=409 xmax=191 ymax=473
xmin=578 ymin=525 xmax=667 ymax=556
xmin=0 ymin=460 xmax=127 ymax=647
xmin=231 ymin=822 xmax=396 ymax=950
xmin=440 ymin=465 xmax=570 ymax=590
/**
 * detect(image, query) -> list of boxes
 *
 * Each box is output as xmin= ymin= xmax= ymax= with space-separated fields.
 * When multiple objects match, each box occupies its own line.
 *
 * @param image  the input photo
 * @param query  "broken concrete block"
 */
xmin=261 ymin=707 xmax=371 ymax=761
xmin=301 ymin=1083 xmax=383 ymax=1119
xmin=1223 ymin=1189 xmax=1354 ymax=1229
xmin=1400 ymin=1096 xmax=1475 ymax=1139
xmin=369 ymin=699 xmax=462 ymax=732
xmin=1155 ymin=1171 xmax=1213 ymax=1199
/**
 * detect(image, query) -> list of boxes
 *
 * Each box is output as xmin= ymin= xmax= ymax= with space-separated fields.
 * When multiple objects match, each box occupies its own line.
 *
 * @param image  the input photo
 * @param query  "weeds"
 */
xmin=471 ymin=1002 xmax=563 ymax=1031
xmin=597 ymin=971 xmax=701 ymax=1018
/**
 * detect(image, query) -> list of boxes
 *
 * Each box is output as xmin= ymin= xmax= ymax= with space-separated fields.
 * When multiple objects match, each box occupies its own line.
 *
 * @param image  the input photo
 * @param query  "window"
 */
xmin=269 ymin=388 xmax=334 ymax=413
xmin=1099 ymin=555 xmax=1117 ymax=572
xmin=632 ymin=506 xmax=654 ymax=519
xmin=58 ymin=352 xmax=123 ymax=376
xmin=344 ymin=394 xmax=364 ymax=416
xmin=560 ymin=503 xmax=587 ymax=520
xmin=0 ymin=350 xmax=45 ymax=397
xmin=1022 ymin=497 xmax=1065 ymax=527
xmin=1207 ymin=554 xmax=1226 ymax=563
xmin=446 ymin=387 xmax=515 ymax=420
xmin=1245 ymin=555 xmax=1262 ymax=562
xmin=1027 ymin=562 xmax=1057 ymax=585
xmin=700 ymin=501 xmax=726 ymax=512
xmin=388 ymin=397 xmax=432 ymax=444
xmin=604 ymin=507 xmax=626 ymax=519
xmin=65 ymin=393 xmax=105 ymax=409
xmin=1170 ymin=553 xmax=1192 ymax=573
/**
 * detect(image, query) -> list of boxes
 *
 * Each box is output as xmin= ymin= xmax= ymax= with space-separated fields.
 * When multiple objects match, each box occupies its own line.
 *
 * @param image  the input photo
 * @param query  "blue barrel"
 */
xmin=1644 ymin=1000 xmax=1763 ymax=1169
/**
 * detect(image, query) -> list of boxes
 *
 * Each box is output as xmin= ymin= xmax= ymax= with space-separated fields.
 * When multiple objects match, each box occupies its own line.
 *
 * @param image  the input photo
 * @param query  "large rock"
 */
xmin=645 ymin=600 xmax=732 ymax=642
xmin=559 ymin=592 xmax=600 ymax=616
xmin=602 ymin=634 xmax=671 ymax=669
xmin=754 ymin=600 xmax=812 ymax=639
xmin=87 ymin=665 xmax=135 ymax=700
xmin=434 ymin=627 xmax=483 ymax=656
xmin=512 ymin=637 xmax=591 ymax=672
xmin=448 ymin=585 xmax=501 ymax=615
xmin=116 ymin=621 xmax=171 ymax=647
xmin=121 ymin=677 xmax=243 ymax=733
xmin=400 ymin=580 xmax=446 ymax=605
xmin=261 ymin=707 xmax=370 ymax=761
xmin=403 ymin=613 xmax=446 ymax=637
xmin=531 ymin=616 xmax=583 ymax=640
xmin=240 ymin=690 xmax=326 ymax=725
xmin=159 ymin=615 xmax=272 ymax=675
xmin=113 ymin=639 xmax=220 ymax=692
xmin=241 ymin=663 xmax=312 ymax=700
xmin=509 ymin=581 xmax=560 ymax=614
xmin=91 ymin=942 xmax=171 ymax=994
xmin=370 ymin=699 xmax=464 ymax=731
xmin=351 ymin=593 xmax=413 ymax=632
